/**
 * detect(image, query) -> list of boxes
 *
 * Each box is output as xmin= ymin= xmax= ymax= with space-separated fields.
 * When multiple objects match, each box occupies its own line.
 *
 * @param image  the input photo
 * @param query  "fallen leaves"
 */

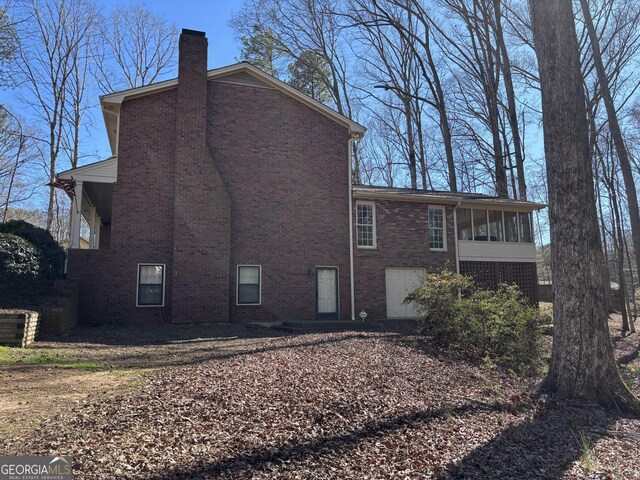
xmin=4 ymin=328 xmax=640 ymax=479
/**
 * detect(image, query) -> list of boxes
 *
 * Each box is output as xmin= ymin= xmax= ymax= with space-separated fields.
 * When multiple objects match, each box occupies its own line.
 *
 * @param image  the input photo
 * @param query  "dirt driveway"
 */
xmin=0 ymin=323 xmax=284 ymax=445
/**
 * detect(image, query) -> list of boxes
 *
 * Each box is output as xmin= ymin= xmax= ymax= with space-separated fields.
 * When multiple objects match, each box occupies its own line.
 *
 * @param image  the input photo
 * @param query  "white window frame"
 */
xmin=136 ymin=263 xmax=166 ymax=307
xmin=356 ymin=201 xmax=377 ymax=249
xmin=428 ymin=205 xmax=447 ymax=251
xmin=236 ymin=265 xmax=262 ymax=306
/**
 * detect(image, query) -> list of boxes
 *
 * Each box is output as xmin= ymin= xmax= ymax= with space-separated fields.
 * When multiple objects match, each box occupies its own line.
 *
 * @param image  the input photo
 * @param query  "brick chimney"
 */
xmin=171 ymin=29 xmax=231 ymax=324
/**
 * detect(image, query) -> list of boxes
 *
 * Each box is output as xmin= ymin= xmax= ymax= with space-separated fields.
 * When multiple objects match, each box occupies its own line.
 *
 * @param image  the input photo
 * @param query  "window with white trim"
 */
xmin=137 ymin=264 xmax=165 ymax=307
xmin=428 ymin=206 xmax=446 ymax=251
xmin=237 ymin=265 xmax=261 ymax=305
xmin=356 ymin=202 xmax=376 ymax=248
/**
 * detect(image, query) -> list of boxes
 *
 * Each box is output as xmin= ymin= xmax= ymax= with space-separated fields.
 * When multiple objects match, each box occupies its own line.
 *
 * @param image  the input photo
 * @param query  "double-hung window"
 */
xmin=237 ymin=265 xmax=261 ymax=305
xmin=137 ymin=264 xmax=165 ymax=307
xmin=428 ymin=206 xmax=446 ymax=251
xmin=356 ymin=202 xmax=376 ymax=248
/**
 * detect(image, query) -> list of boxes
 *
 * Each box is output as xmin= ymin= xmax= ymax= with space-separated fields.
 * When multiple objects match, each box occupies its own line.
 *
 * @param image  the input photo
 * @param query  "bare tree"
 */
xmin=438 ymin=0 xmax=509 ymax=197
xmin=13 ymin=0 xmax=97 ymax=231
xmin=94 ymin=3 xmax=178 ymax=93
xmin=579 ymin=0 xmax=640 ymax=293
xmin=351 ymin=1 xmax=424 ymax=188
xmin=493 ymin=0 xmax=526 ymax=199
xmin=231 ymin=0 xmax=362 ymax=180
xmin=530 ymin=0 xmax=640 ymax=412
xmin=349 ymin=0 xmax=458 ymax=191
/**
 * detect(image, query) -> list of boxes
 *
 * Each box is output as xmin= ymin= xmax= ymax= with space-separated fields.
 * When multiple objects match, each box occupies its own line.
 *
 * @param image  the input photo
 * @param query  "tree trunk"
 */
xmin=493 ymin=0 xmax=527 ymax=200
xmin=579 ymin=0 xmax=640 ymax=290
xmin=403 ymin=97 xmax=418 ymax=189
xmin=529 ymin=0 xmax=640 ymax=413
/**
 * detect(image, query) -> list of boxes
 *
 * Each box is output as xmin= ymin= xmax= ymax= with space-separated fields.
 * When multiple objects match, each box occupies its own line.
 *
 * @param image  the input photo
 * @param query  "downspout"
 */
xmin=453 ymin=201 xmax=461 ymax=276
xmin=348 ymin=135 xmax=356 ymax=320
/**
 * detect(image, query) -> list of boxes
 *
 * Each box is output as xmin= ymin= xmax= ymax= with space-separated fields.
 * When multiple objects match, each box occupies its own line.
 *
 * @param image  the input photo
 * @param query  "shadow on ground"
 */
xmin=29 ymin=323 xmax=412 ymax=370
xmin=439 ymin=403 xmax=618 ymax=479
xmin=144 ymin=400 xmax=621 ymax=480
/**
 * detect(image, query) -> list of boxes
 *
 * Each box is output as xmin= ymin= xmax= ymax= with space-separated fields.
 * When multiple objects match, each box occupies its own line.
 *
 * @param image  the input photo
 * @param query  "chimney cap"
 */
xmin=181 ymin=28 xmax=206 ymax=37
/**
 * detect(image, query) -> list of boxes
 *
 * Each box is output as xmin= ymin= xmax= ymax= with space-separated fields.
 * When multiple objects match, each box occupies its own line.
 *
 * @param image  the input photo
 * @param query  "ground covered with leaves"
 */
xmin=3 ymin=321 xmax=640 ymax=479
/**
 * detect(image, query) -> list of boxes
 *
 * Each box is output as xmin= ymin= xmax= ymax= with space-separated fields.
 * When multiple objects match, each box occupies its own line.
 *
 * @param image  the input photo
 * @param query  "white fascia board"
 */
xmin=352 ymin=189 xmax=546 ymax=212
xmin=58 ymin=156 xmax=118 ymax=183
xmin=98 ymin=62 xmax=366 ymax=145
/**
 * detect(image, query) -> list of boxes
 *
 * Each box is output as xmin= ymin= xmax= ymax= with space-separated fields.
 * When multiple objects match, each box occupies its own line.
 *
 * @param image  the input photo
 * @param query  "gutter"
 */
xmin=348 ymin=135 xmax=357 ymax=320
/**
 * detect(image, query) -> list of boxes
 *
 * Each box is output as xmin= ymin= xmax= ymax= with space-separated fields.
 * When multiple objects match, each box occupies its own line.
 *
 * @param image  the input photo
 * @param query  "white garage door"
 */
xmin=385 ymin=268 xmax=426 ymax=319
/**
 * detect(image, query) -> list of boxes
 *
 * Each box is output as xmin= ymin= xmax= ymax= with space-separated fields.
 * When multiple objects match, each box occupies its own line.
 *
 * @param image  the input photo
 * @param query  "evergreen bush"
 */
xmin=405 ymin=270 xmax=548 ymax=375
xmin=0 ymin=220 xmax=65 ymax=281
xmin=0 ymin=233 xmax=40 ymax=288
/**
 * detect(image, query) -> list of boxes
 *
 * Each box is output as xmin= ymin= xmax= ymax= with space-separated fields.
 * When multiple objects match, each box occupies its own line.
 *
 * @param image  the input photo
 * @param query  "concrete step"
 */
xmin=274 ymin=320 xmax=372 ymax=333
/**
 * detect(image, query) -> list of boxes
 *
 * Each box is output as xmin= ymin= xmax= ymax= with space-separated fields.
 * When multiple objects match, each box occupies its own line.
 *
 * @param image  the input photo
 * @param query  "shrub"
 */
xmin=405 ymin=270 xmax=548 ymax=375
xmin=0 ymin=220 xmax=65 ymax=281
xmin=404 ymin=270 xmax=474 ymax=344
xmin=0 ymin=233 xmax=40 ymax=287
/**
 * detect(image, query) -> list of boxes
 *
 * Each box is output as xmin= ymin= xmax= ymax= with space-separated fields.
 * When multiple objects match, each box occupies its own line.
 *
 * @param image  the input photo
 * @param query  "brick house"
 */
xmin=58 ymin=29 xmax=545 ymax=326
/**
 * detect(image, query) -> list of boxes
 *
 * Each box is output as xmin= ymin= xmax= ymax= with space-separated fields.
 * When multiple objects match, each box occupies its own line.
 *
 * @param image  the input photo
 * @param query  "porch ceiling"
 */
xmin=84 ymin=182 xmax=113 ymax=223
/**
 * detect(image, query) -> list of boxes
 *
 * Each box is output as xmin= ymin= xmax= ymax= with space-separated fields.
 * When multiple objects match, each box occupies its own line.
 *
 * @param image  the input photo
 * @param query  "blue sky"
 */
xmin=2 ymin=0 xmax=244 ymax=168
xmin=106 ymin=0 xmax=241 ymax=68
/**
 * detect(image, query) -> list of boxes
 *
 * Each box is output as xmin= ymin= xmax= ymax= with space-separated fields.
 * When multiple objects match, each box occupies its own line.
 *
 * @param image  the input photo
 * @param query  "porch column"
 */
xmin=95 ymin=215 xmax=101 ymax=249
xmin=70 ymin=181 xmax=83 ymax=249
xmin=88 ymin=206 xmax=96 ymax=249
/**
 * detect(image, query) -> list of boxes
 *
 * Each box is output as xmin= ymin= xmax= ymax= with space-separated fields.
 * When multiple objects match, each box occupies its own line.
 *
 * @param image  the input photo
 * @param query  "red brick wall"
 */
xmin=70 ymin=43 xmax=353 ymax=325
xmin=171 ymin=32 xmax=231 ymax=324
xmin=353 ymin=201 xmax=456 ymax=319
xmin=67 ymin=88 xmax=179 ymax=325
xmin=99 ymin=224 xmax=110 ymax=249
xmin=206 ymin=81 xmax=352 ymax=322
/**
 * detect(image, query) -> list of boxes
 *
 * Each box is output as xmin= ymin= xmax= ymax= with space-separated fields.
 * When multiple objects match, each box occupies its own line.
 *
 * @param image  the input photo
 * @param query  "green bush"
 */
xmin=0 ymin=220 xmax=65 ymax=281
xmin=0 ymin=233 xmax=40 ymax=287
xmin=405 ymin=270 xmax=548 ymax=375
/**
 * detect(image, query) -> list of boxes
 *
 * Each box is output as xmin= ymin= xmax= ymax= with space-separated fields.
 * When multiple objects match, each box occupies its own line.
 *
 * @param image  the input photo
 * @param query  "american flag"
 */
xmin=47 ymin=179 xmax=76 ymax=197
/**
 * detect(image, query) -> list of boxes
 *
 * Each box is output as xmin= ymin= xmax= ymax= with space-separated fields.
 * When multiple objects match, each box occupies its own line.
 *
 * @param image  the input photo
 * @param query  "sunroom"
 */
xmin=455 ymin=206 xmax=537 ymax=262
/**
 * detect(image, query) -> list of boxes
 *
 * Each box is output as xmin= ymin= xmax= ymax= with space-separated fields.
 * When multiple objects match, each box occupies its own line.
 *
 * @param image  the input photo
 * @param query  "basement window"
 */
xmin=237 ymin=265 xmax=261 ymax=305
xmin=137 ymin=264 xmax=165 ymax=307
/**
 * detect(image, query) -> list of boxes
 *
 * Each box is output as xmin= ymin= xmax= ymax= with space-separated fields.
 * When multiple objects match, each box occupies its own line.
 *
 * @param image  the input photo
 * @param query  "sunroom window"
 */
xmin=457 ymin=208 xmax=472 ymax=240
xmin=473 ymin=209 xmax=488 ymax=241
xmin=504 ymin=211 xmax=519 ymax=242
xmin=519 ymin=212 xmax=534 ymax=243
xmin=488 ymin=210 xmax=504 ymax=241
xmin=456 ymin=209 xmax=533 ymax=244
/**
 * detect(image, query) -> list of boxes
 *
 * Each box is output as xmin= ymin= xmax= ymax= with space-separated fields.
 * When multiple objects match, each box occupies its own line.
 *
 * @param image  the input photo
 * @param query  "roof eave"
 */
xmin=352 ymin=188 xmax=547 ymax=210
xmin=98 ymin=62 xmax=366 ymax=145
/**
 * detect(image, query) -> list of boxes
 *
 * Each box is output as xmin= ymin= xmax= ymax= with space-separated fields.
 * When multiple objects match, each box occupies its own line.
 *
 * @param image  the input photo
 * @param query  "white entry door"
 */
xmin=385 ymin=268 xmax=426 ymax=318
xmin=316 ymin=267 xmax=339 ymax=320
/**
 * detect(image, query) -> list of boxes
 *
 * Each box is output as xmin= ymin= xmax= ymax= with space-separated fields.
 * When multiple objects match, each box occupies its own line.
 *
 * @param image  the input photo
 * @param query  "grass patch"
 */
xmin=576 ymin=431 xmax=597 ymax=472
xmin=0 ymin=346 xmax=102 ymax=370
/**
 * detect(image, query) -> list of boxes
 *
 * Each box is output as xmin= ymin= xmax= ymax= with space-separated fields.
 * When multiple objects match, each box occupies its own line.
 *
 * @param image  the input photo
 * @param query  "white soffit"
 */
xmin=58 ymin=156 xmax=118 ymax=183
